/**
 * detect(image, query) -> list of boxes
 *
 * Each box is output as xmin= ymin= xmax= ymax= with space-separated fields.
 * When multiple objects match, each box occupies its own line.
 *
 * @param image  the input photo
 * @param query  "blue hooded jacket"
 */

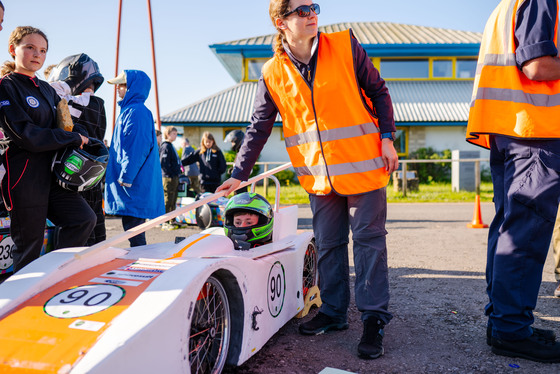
xmin=104 ymin=70 xmax=165 ymax=219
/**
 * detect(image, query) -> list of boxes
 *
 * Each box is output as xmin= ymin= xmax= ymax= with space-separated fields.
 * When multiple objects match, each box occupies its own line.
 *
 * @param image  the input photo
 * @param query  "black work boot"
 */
xmin=491 ymin=331 xmax=560 ymax=363
xmin=486 ymin=325 xmax=556 ymax=346
xmin=298 ymin=312 xmax=349 ymax=335
xmin=357 ymin=317 xmax=385 ymax=359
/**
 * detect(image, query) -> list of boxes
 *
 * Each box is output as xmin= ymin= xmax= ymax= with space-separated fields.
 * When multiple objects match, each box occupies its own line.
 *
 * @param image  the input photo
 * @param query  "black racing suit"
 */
xmin=182 ymin=148 xmax=227 ymax=193
xmin=0 ymin=73 xmax=95 ymax=271
xmin=71 ymin=96 xmax=107 ymax=245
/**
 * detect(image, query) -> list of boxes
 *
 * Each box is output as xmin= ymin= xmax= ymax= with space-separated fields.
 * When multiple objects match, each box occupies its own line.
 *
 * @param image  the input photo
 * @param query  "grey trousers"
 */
xmin=310 ymin=188 xmax=392 ymax=324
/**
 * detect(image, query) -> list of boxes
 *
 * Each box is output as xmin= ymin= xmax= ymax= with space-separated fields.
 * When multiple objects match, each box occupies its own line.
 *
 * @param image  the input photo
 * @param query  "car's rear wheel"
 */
xmin=189 ymin=276 xmax=231 ymax=374
xmin=302 ymin=239 xmax=318 ymax=298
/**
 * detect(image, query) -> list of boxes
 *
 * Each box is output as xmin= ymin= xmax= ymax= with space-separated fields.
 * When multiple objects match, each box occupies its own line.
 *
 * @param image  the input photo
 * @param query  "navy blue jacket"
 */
xmin=515 ymin=0 xmax=558 ymax=67
xmin=160 ymin=141 xmax=182 ymax=178
xmin=182 ymin=148 xmax=226 ymax=187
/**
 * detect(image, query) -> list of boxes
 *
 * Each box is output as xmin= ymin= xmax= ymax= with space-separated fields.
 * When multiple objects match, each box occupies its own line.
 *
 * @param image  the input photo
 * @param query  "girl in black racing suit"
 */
xmin=0 ymin=26 xmax=95 ymax=272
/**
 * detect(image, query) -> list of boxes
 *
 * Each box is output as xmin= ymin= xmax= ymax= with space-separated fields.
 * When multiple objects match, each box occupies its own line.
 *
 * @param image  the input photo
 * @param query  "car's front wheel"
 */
xmin=189 ymin=276 xmax=231 ymax=374
xmin=302 ymin=239 xmax=318 ymax=298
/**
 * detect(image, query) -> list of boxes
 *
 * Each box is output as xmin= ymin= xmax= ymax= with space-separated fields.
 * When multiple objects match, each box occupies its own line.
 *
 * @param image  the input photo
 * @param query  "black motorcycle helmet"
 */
xmin=48 ymin=53 xmax=104 ymax=95
xmin=52 ymin=138 xmax=109 ymax=192
xmin=224 ymin=129 xmax=245 ymax=152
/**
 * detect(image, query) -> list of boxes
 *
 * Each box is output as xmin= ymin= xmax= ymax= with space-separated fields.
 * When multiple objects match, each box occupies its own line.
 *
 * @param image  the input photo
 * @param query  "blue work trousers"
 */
xmin=487 ymin=136 xmax=560 ymax=341
xmin=310 ymin=188 xmax=392 ymax=325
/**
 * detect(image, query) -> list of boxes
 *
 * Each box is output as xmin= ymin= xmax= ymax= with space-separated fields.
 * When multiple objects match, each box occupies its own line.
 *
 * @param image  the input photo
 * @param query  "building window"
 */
xmin=432 ymin=59 xmax=453 ymax=78
xmin=456 ymin=59 xmax=476 ymax=78
xmin=394 ymin=127 xmax=408 ymax=157
xmin=375 ymin=57 xmax=477 ymax=80
xmin=380 ymin=59 xmax=429 ymax=79
xmin=246 ymin=59 xmax=268 ymax=81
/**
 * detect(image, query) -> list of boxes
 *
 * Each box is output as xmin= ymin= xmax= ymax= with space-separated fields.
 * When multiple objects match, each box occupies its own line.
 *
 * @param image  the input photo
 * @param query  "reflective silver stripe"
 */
xmin=504 ymin=0 xmax=517 ymax=54
xmin=285 ymin=131 xmax=320 ymax=148
xmin=284 ymin=122 xmax=379 ymax=148
xmin=294 ymin=164 xmax=328 ymax=177
xmin=294 ymin=157 xmax=385 ymax=177
xmin=321 ymin=122 xmax=379 ymax=142
xmin=482 ymin=53 xmax=516 ymax=67
xmin=474 ymin=87 xmax=560 ymax=107
xmin=327 ymin=157 xmax=386 ymax=176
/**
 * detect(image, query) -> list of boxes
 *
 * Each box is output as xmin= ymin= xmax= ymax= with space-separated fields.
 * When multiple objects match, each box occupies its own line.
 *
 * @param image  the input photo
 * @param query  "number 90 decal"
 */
xmin=44 ymin=284 xmax=125 ymax=318
xmin=267 ymin=261 xmax=285 ymax=317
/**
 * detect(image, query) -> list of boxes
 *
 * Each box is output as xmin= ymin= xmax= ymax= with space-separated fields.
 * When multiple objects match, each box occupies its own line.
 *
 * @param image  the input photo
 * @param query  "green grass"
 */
xmin=252 ymin=181 xmax=494 ymax=205
xmin=386 ymin=181 xmax=493 ymax=203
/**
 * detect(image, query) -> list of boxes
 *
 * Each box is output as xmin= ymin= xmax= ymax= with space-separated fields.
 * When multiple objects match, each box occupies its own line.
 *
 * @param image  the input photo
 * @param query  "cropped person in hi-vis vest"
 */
xmin=217 ymin=0 xmax=398 ymax=360
xmin=467 ymin=0 xmax=560 ymax=363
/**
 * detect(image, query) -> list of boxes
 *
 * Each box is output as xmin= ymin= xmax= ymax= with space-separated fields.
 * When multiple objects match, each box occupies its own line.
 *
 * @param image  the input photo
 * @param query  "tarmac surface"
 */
xmin=4 ymin=202 xmax=560 ymax=373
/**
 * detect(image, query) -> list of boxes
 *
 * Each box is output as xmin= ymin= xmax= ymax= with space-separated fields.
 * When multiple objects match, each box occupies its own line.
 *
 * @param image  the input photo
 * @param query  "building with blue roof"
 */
xmin=162 ymin=22 xmax=483 ymax=162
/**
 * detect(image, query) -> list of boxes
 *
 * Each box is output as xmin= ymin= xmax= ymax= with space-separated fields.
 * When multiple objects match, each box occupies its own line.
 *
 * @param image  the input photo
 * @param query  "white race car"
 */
xmin=0 ymin=164 xmax=320 ymax=373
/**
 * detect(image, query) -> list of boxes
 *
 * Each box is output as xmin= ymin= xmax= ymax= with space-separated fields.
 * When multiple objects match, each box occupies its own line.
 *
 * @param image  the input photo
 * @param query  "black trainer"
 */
xmin=357 ymin=317 xmax=385 ymax=359
xmin=298 ymin=312 xmax=349 ymax=335
xmin=491 ymin=331 xmax=560 ymax=363
xmin=486 ymin=325 xmax=556 ymax=346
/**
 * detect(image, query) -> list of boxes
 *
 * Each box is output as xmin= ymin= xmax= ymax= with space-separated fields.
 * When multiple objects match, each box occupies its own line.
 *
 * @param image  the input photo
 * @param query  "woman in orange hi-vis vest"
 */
xmin=217 ymin=0 xmax=398 ymax=360
xmin=467 ymin=0 xmax=560 ymax=363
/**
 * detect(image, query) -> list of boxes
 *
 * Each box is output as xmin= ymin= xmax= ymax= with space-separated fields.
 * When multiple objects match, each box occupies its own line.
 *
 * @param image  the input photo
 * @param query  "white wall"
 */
xmin=424 ymin=126 xmax=489 ymax=158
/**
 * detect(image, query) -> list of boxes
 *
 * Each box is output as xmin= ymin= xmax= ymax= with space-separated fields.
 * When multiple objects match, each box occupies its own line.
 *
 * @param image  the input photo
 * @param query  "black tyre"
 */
xmin=195 ymin=204 xmax=213 ymax=229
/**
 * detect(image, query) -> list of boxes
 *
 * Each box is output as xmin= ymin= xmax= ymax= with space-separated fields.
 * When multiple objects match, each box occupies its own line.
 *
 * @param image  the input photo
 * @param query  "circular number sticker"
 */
xmin=0 ymin=235 xmax=15 ymax=271
xmin=267 ymin=261 xmax=286 ymax=317
xmin=44 ymin=284 xmax=125 ymax=318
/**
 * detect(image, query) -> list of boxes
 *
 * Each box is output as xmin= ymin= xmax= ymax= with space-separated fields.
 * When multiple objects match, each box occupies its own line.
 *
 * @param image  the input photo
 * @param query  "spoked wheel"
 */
xmin=189 ymin=276 xmax=231 ymax=374
xmin=302 ymin=239 xmax=318 ymax=298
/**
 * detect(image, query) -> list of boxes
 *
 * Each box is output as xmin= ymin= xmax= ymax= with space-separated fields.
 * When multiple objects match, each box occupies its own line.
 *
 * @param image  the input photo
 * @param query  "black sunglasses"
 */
xmin=282 ymin=3 xmax=320 ymax=18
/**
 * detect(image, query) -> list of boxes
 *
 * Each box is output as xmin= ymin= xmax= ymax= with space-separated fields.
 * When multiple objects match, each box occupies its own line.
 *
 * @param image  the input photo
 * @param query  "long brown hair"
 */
xmin=200 ymin=132 xmax=220 ymax=153
xmin=1 ymin=26 xmax=49 ymax=77
xmin=269 ymin=0 xmax=291 ymax=56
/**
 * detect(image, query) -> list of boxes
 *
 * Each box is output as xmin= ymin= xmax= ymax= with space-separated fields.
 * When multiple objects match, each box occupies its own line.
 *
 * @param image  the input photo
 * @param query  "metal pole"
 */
xmin=402 ymin=161 xmax=408 ymax=197
xmin=147 ymin=0 xmax=162 ymax=130
xmin=112 ymin=0 xmax=123 ymax=137
xmin=474 ymin=160 xmax=481 ymax=195
xmin=263 ymin=163 xmax=269 ymax=198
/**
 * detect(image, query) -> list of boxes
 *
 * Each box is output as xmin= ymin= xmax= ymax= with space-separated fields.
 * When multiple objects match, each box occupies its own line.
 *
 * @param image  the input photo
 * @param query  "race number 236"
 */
xmin=267 ymin=261 xmax=286 ymax=317
xmin=44 ymin=284 xmax=125 ymax=318
xmin=0 ymin=235 xmax=15 ymax=271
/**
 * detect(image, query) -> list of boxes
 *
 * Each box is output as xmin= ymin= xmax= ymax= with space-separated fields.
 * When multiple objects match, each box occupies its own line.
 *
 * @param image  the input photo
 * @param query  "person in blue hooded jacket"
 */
xmin=104 ymin=70 xmax=164 ymax=247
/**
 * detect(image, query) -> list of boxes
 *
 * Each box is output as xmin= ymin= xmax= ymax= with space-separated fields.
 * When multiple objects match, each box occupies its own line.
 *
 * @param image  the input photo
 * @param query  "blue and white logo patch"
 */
xmin=26 ymin=96 xmax=39 ymax=108
xmin=0 ymin=100 xmax=9 ymax=108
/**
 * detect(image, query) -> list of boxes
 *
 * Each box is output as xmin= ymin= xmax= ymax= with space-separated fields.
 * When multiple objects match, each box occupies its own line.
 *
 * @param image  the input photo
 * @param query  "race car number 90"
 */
xmin=267 ymin=261 xmax=286 ymax=317
xmin=44 ymin=284 xmax=126 ymax=318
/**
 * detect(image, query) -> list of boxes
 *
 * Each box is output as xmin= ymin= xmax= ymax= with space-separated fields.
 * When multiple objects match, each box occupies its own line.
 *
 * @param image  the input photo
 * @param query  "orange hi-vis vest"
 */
xmin=467 ymin=0 xmax=560 ymax=149
xmin=262 ymin=29 xmax=389 ymax=196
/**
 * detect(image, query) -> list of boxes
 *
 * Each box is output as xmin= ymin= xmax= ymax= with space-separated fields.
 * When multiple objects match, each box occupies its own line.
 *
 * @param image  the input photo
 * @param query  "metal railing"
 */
xmin=228 ymin=158 xmax=490 ymax=197
xmin=227 ymin=161 xmax=289 ymax=197
xmin=397 ymin=158 xmax=489 ymax=197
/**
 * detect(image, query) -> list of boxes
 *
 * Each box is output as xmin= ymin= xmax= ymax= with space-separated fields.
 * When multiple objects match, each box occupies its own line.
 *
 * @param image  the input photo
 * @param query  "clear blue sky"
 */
xmin=0 ymin=0 xmax=500 ymax=139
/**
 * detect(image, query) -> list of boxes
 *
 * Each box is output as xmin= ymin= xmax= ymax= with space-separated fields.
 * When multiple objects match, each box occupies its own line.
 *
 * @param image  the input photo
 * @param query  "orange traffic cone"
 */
xmin=467 ymin=195 xmax=488 ymax=228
